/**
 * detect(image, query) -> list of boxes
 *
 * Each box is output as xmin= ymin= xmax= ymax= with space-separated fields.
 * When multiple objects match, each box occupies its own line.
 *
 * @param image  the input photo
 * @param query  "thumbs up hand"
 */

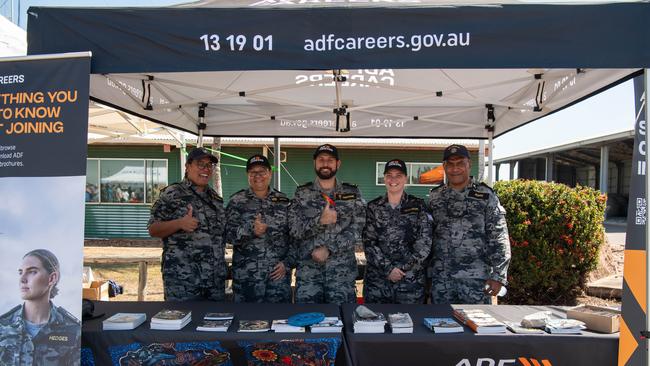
xmin=254 ymin=213 xmax=268 ymax=237
xmin=319 ymin=199 xmax=337 ymax=225
xmin=178 ymin=204 xmax=199 ymax=232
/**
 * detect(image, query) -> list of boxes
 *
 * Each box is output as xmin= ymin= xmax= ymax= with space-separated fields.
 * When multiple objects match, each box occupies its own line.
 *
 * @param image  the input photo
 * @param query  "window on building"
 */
xmin=376 ymin=161 xmax=444 ymax=186
xmin=85 ymin=160 xmax=99 ymax=203
xmin=85 ymin=159 xmax=168 ymax=204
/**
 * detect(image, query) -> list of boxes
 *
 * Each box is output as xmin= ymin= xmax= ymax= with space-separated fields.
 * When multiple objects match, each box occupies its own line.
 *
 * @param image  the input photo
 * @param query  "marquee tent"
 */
xmin=24 ymin=2 xmax=650 ymax=365
xmin=26 ymin=1 xmax=648 ymax=140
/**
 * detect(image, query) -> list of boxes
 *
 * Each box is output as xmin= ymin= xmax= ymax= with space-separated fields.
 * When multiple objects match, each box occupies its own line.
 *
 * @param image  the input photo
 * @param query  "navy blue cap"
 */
xmin=246 ymin=154 xmax=271 ymax=171
xmin=384 ymin=159 xmax=407 ymax=175
xmin=187 ymin=147 xmax=218 ymax=164
xmin=443 ymin=144 xmax=470 ymax=161
xmin=313 ymin=144 xmax=339 ymax=160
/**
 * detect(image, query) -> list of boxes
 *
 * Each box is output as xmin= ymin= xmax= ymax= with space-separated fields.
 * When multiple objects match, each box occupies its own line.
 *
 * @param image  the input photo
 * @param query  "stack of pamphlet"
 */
xmin=102 ymin=313 xmax=147 ymax=330
xmin=504 ymin=321 xmax=546 ymax=334
xmin=271 ymin=319 xmax=305 ymax=333
xmin=423 ymin=317 xmax=464 ymax=333
xmin=310 ymin=317 xmax=343 ymax=333
xmin=197 ymin=312 xmax=234 ymax=332
xmin=388 ymin=313 xmax=413 ymax=334
xmin=453 ymin=308 xmax=506 ymax=334
xmin=150 ymin=309 xmax=191 ymax=330
xmin=204 ymin=312 xmax=234 ymax=321
xmin=238 ymin=320 xmax=271 ymax=332
xmin=544 ymin=318 xmax=586 ymax=334
xmin=353 ymin=305 xmax=387 ymax=333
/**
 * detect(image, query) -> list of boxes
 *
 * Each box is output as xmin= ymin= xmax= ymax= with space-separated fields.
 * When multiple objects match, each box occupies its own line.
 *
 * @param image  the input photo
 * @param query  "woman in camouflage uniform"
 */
xmin=0 ymin=249 xmax=80 ymax=366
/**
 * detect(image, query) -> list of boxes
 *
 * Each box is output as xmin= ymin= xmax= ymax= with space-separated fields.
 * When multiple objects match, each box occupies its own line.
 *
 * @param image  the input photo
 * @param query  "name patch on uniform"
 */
xmin=271 ymin=196 xmax=290 ymax=203
xmin=49 ymin=335 xmax=69 ymax=342
xmin=400 ymin=207 xmax=420 ymax=214
xmin=469 ymin=190 xmax=488 ymax=200
xmin=335 ymin=193 xmax=357 ymax=201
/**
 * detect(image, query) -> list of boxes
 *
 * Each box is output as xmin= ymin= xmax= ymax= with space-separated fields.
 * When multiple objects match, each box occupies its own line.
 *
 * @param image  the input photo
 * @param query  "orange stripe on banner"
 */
xmin=518 ymin=358 xmax=533 ymax=366
xmin=618 ymin=318 xmax=638 ymax=366
xmin=530 ymin=359 xmax=542 ymax=366
xmin=541 ymin=360 xmax=552 ymax=366
xmin=623 ymin=249 xmax=647 ymax=312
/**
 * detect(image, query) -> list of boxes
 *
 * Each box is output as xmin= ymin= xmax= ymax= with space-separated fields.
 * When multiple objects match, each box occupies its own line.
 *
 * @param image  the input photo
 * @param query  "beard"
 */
xmin=315 ymin=166 xmax=337 ymax=180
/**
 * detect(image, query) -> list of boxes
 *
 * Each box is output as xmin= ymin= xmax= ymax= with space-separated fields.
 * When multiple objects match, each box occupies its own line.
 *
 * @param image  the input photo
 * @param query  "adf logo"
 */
xmin=456 ymin=358 xmax=552 ymax=366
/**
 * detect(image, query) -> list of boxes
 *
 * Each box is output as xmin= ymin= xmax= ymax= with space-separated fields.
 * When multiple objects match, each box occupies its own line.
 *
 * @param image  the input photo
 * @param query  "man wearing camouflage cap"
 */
xmin=148 ymin=147 xmax=226 ymax=301
xmin=225 ymin=154 xmax=294 ymax=303
xmin=428 ymin=144 xmax=510 ymax=304
xmin=363 ymin=159 xmax=432 ymax=304
xmin=289 ymin=144 xmax=366 ymax=304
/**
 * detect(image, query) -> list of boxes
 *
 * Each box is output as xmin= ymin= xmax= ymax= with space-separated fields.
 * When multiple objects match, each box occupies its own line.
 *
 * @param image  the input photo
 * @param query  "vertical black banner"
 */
xmin=619 ymin=74 xmax=648 ymax=366
xmin=0 ymin=54 xmax=90 ymax=365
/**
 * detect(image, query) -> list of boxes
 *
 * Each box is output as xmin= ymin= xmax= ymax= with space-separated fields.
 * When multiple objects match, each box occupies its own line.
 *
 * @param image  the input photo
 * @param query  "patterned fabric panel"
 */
xmin=238 ymin=338 xmax=341 ymax=366
xmin=109 ymin=341 xmax=232 ymax=366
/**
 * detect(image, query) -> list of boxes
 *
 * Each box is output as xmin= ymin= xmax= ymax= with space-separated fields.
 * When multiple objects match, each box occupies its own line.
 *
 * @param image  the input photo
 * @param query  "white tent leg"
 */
xmin=180 ymin=136 xmax=187 ymax=178
xmin=274 ymin=137 xmax=281 ymax=191
xmin=487 ymin=131 xmax=494 ymax=186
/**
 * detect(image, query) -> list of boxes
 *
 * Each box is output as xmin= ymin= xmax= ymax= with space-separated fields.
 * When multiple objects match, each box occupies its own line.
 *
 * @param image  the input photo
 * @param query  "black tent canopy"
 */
xmin=26 ymin=1 xmax=649 ymax=139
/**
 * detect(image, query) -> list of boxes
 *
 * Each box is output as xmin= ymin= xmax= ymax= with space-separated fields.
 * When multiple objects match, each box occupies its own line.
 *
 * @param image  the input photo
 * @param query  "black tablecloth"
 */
xmin=83 ymin=301 xmax=351 ymax=365
xmin=342 ymin=304 xmax=618 ymax=366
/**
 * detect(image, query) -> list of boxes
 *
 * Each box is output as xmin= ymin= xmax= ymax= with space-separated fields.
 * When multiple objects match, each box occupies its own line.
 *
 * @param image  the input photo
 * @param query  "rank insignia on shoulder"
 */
xmin=335 ymin=193 xmax=357 ymax=200
xmin=468 ymin=190 xmax=488 ymax=200
xmin=271 ymin=196 xmax=290 ymax=203
xmin=401 ymin=206 xmax=420 ymax=214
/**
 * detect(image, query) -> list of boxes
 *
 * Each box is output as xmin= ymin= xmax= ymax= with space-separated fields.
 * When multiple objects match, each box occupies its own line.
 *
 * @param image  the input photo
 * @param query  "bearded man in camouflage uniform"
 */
xmin=363 ymin=159 xmax=432 ymax=304
xmin=225 ymin=154 xmax=293 ymax=303
xmin=289 ymin=144 xmax=365 ymax=304
xmin=428 ymin=144 xmax=510 ymax=304
xmin=149 ymin=147 xmax=226 ymax=301
xmin=0 ymin=249 xmax=80 ymax=366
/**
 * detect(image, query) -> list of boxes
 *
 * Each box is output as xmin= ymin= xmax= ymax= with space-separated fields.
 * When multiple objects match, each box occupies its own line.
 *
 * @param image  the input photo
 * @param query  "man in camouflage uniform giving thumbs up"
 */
xmin=148 ymin=147 xmax=226 ymax=301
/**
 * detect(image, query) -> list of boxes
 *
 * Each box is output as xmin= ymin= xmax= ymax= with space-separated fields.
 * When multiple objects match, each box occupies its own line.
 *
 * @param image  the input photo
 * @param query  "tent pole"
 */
xmin=274 ymin=137 xmax=281 ymax=191
xmin=643 ymin=69 xmax=650 ymax=366
xmin=180 ymin=136 xmax=186 ymax=178
xmin=197 ymin=103 xmax=206 ymax=147
xmin=487 ymin=132 xmax=494 ymax=186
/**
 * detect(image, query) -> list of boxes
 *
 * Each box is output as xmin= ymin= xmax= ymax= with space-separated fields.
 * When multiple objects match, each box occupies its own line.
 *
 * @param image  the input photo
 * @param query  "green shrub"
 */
xmin=493 ymin=180 xmax=606 ymax=305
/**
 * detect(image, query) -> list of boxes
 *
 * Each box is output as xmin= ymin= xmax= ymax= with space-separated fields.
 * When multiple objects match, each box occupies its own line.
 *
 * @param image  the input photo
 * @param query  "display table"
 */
xmin=83 ymin=301 xmax=351 ymax=365
xmin=341 ymin=304 xmax=618 ymax=366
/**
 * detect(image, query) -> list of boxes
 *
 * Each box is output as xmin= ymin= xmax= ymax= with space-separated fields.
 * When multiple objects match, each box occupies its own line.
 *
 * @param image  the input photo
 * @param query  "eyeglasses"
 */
xmin=195 ymin=161 xmax=217 ymax=170
xmin=248 ymin=170 xmax=270 ymax=177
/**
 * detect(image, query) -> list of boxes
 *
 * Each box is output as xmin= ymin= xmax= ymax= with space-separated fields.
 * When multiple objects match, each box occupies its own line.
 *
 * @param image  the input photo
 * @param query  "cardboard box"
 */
xmin=82 ymin=281 xmax=109 ymax=301
xmin=567 ymin=305 xmax=620 ymax=333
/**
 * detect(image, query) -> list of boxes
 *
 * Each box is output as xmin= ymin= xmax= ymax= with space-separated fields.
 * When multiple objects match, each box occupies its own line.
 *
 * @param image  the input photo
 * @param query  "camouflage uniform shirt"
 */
xmin=225 ymin=187 xmax=294 ymax=303
xmin=289 ymin=179 xmax=366 ymax=304
xmin=0 ymin=303 xmax=80 ymax=366
xmin=363 ymin=193 xmax=432 ymax=304
xmin=428 ymin=182 xmax=510 ymax=304
xmin=148 ymin=178 xmax=226 ymax=301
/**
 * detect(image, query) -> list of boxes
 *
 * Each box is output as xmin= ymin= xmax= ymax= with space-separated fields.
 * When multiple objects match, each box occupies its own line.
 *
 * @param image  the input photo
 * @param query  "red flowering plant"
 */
xmin=494 ymin=180 xmax=606 ymax=305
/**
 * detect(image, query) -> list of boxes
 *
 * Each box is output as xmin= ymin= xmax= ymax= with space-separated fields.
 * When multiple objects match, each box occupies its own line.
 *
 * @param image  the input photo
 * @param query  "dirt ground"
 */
xmin=84 ymin=230 xmax=625 ymax=305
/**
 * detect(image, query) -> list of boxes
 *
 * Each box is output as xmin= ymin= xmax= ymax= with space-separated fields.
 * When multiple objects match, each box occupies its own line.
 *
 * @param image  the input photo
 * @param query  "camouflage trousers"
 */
xmin=233 ymin=276 xmax=291 ymax=303
xmin=430 ymin=278 xmax=490 ymax=304
xmin=295 ymin=263 xmax=356 ymax=305
xmin=163 ymin=272 xmax=225 ymax=302
xmin=363 ymin=270 xmax=426 ymax=304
